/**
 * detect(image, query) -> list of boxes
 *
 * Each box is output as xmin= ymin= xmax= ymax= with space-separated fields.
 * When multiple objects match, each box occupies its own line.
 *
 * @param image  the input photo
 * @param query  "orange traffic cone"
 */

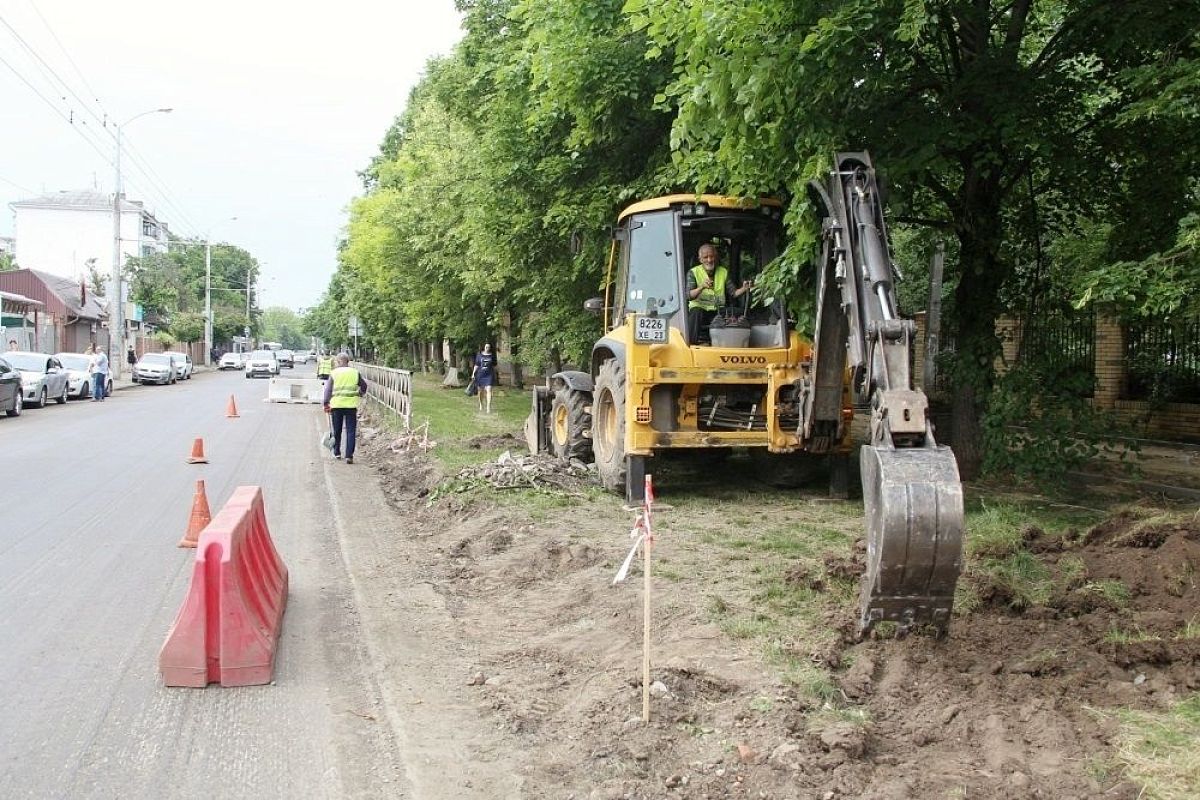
xmin=187 ymin=437 xmax=209 ymax=464
xmin=178 ymin=480 xmax=212 ymax=548
xmin=226 ymin=394 xmax=240 ymax=418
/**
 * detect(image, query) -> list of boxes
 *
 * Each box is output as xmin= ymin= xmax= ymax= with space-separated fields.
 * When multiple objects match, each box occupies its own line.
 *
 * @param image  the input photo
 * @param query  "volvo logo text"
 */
xmin=719 ymin=356 xmax=767 ymax=364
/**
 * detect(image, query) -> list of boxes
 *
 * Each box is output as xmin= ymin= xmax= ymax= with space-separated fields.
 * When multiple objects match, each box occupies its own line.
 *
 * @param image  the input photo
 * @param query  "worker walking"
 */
xmin=322 ymin=353 xmax=367 ymax=464
xmin=317 ymin=351 xmax=334 ymax=381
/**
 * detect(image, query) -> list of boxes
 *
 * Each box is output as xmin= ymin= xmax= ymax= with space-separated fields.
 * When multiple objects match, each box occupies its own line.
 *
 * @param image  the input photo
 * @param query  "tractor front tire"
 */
xmin=550 ymin=386 xmax=592 ymax=462
xmin=593 ymin=359 xmax=635 ymax=500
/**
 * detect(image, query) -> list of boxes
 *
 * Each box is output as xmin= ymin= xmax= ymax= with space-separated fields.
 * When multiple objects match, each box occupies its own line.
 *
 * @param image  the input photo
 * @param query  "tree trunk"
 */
xmin=949 ymin=164 xmax=1006 ymax=480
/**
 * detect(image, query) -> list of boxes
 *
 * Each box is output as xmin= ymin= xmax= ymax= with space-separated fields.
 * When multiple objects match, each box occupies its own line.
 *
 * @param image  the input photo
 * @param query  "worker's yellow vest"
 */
xmin=688 ymin=265 xmax=728 ymax=311
xmin=329 ymin=367 xmax=360 ymax=409
xmin=318 ymin=356 xmax=333 ymax=374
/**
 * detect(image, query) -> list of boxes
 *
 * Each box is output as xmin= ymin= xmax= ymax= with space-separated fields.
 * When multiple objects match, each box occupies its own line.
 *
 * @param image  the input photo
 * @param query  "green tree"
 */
xmin=629 ymin=0 xmax=1200 ymax=476
xmin=84 ymin=258 xmax=108 ymax=297
xmin=260 ymin=306 xmax=306 ymax=349
xmin=334 ymin=0 xmax=675 ymax=372
xmin=126 ymin=240 xmax=262 ymax=345
xmin=169 ymin=312 xmax=204 ymax=343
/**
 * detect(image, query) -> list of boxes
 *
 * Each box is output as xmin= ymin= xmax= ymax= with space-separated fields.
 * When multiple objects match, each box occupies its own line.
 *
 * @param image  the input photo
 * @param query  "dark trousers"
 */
xmin=688 ymin=307 xmax=718 ymax=344
xmin=330 ymin=407 xmax=358 ymax=458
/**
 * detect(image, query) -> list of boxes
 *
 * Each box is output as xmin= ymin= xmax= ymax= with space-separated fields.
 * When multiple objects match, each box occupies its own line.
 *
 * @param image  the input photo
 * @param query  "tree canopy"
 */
xmin=125 ymin=240 xmax=262 ymax=345
xmin=325 ymin=0 xmax=1199 ymax=476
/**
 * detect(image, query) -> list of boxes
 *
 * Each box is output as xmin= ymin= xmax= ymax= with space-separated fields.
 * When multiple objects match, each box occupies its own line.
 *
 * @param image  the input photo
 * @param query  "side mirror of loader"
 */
xmin=583 ymin=297 xmax=605 ymax=315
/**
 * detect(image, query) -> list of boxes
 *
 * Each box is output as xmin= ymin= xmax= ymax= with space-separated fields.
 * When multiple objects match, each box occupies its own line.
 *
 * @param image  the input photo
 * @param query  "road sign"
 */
xmin=348 ymin=316 xmax=364 ymax=337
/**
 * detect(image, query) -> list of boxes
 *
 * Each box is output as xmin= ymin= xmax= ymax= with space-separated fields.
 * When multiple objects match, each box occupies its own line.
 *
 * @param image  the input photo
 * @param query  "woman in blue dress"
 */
xmin=471 ymin=343 xmax=497 ymax=413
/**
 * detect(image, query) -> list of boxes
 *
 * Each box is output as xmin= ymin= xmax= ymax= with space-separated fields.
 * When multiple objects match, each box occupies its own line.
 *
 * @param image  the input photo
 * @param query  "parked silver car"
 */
xmin=132 ymin=353 xmax=178 ymax=385
xmin=163 ymin=351 xmax=194 ymax=380
xmin=54 ymin=352 xmax=113 ymax=399
xmin=6 ymin=351 xmax=70 ymax=407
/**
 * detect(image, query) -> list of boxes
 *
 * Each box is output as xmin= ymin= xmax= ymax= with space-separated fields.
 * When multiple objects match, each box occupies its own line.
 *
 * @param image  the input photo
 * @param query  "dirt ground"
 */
xmin=352 ymin=410 xmax=1199 ymax=800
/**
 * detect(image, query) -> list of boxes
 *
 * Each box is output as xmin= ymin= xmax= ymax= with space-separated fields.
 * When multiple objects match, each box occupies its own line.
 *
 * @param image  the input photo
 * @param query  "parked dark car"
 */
xmin=6 ymin=351 xmax=70 ymax=407
xmin=0 ymin=355 xmax=22 ymax=417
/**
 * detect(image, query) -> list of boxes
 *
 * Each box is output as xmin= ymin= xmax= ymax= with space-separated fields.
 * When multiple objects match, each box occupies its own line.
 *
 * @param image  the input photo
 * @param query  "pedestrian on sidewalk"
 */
xmin=471 ymin=343 xmax=497 ymax=414
xmin=126 ymin=345 xmax=137 ymax=372
xmin=88 ymin=344 xmax=109 ymax=401
xmin=322 ymin=353 xmax=367 ymax=464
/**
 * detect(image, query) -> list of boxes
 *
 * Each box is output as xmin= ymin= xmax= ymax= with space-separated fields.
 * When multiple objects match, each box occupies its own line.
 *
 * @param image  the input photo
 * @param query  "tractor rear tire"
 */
xmin=592 ymin=359 xmax=630 ymax=499
xmin=550 ymin=386 xmax=592 ymax=462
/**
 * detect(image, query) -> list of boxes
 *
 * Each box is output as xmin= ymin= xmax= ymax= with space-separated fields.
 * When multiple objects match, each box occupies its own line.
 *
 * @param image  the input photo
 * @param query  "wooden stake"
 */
xmin=641 ymin=473 xmax=655 ymax=724
xmin=642 ymin=517 xmax=652 ymax=723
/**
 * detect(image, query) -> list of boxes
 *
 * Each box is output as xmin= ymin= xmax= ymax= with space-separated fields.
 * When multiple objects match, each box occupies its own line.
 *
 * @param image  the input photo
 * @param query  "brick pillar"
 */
xmin=994 ymin=316 xmax=1021 ymax=375
xmin=1093 ymin=308 xmax=1124 ymax=409
xmin=912 ymin=311 xmax=927 ymax=389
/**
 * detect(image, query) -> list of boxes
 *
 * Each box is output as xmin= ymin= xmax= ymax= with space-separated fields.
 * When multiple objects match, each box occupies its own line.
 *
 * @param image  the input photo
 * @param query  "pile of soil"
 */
xmin=357 ymin=431 xmax=1198 ymax=799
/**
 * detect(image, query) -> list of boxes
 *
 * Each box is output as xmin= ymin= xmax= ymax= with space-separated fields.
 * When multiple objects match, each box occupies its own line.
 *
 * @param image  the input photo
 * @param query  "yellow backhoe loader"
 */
xmin=525 ymin=152 xmax=964 ymax=635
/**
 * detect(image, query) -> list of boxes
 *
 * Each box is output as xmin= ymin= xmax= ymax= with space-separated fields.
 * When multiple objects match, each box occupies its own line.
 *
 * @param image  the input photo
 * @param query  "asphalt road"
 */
xmin=0 ymin=364 xmax=408 ymax=798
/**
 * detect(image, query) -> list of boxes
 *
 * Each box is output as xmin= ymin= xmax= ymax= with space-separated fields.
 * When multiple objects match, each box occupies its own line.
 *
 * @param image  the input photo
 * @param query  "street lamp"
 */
xmin=204 ymin=217 xmax=238 ymax=365
xmin=110 ymin=107 xmax=172 ymax=379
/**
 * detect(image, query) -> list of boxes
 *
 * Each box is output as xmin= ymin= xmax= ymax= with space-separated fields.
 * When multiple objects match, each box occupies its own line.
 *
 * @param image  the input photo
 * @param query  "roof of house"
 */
xmin=0 ymin=289 xmax=44 ymax=309
xmin=10 ymin=190 xmax=149 ymax=215
xmin=34 ymin=269 xmax=108 ymax=319
xmin=3 ymin=269 xmax=107 ymax=319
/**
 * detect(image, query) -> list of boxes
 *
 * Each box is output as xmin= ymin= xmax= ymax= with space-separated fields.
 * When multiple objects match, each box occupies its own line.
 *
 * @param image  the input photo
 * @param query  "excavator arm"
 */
xmin=804 ymin=152 xmax=964 ymax=636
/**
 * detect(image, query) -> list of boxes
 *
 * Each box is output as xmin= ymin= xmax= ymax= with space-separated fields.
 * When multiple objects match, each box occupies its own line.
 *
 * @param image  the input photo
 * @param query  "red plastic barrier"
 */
xmin=159 ymin=486 xmax=289 ymax=687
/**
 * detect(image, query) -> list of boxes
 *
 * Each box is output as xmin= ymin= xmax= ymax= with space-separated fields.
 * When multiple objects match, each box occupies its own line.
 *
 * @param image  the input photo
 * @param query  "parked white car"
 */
xmin=244 ymin=350 xmax=280 ymax=378
xmin=6 ymin=351 xmax=70 ymax=407
xmin=54 ymin=352 xmax=113 ymax=399
xmin=163 ymin=351 xmax=194 ymax=380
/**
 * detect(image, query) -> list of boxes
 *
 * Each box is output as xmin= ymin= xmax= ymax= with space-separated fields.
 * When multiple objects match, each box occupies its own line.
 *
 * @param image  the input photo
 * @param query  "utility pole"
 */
xmin=204 ymin=242 xmax=212 ymax=365
xmin=109 ymin=107 xmax=171 ymax=380
xmin=203 ymin=217 xmax=237 ymax=366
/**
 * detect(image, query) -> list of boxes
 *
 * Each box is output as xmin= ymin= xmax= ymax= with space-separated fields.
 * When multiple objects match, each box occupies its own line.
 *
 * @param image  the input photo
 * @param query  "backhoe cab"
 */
xmin=525 ymin=153 xmax=965 ymax=636
xmin=524 ymin=194 xmax=832 ymax=503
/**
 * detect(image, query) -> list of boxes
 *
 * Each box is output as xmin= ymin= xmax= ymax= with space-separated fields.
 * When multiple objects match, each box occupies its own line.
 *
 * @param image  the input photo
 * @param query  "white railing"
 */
xmin=352 ymin=361 xmax=413 ymax=429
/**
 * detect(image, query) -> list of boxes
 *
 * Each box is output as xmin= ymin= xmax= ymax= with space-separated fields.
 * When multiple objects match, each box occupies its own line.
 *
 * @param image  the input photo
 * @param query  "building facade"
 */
xmin=9 ymin=190 xmax=169 ymax=282
xmin=0 ymin=269 xmax=108 ymax=353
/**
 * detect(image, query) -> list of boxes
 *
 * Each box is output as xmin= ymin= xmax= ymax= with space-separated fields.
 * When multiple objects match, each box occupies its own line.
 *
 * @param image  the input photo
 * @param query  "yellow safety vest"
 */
xmin=329 ymin=367 xmax=361 ymax=409
xmin=688 ymin=265 xmax=729 ymax=311
xmin=318 ymin=356 xmax=334 ymax=374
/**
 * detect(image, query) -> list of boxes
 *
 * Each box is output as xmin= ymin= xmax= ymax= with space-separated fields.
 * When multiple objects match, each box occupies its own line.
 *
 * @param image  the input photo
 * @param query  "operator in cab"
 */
xmin=686 ymin=243 xmax=752 ymax=344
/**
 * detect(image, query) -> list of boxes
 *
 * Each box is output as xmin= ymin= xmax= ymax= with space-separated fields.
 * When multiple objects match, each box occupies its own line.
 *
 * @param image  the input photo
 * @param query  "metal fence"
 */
xmin=1014 ymin=307 xmax=1096 ymax=398
xmin=352 ymin=361 xmax=412 ymax=429
xmin=1125 ymin=316 xmax=1200 ymax=403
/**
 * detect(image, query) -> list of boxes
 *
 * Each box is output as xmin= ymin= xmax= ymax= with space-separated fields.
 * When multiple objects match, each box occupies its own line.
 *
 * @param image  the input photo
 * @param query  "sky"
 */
xmin=0 ymin=0 xmax=464 ymax=311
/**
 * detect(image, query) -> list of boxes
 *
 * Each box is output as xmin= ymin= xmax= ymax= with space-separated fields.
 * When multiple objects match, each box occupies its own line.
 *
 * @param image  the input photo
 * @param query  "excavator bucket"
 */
xmin=858 ymin=444 xmax=964 ymax=637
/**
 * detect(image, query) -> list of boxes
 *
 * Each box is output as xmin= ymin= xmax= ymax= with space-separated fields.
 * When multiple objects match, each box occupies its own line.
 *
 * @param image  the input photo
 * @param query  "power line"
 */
xmin=0 ymin=51 xmax=115 ymax=169
xmin=0 ymin=9 xmax=205 ymax=239
xmin=24 ymin=0 xmax=104 ymax=112
xmin=0 ymin=174 xmax=36 ymax=194
xmin=0 ymin=11 xmax=105 ymax=132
